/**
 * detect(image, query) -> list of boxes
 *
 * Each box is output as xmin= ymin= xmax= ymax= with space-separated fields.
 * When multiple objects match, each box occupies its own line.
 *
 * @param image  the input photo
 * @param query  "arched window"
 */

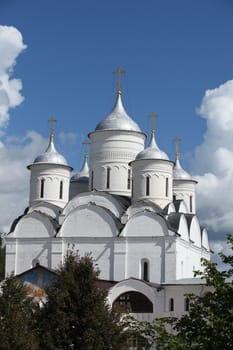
xmin=173 ymin=194 xmax=176 ymax=201
xmin=59 ymin=181 xmax=63 ymax=199
xmin=91 ymin=170 xmax=94 ymax=190
xmin=166 ymin=177 xmax=169 ymax=197
xmin=184 ymin=297 xmax=190 ymax=311
xmin=40 ymin=179 xmax=45 ymax=198
xmin=141 ymin=259 xmax=149 ymax=282
xmin=190 ymin=195 xmax=193 ymax=212
xmin=146 ymin=176 xmax=150 ymax=196
xmin=127 ymin=169 xmax=131 ymax=190
xmin=113 ymin=292 xmax=153 ymax=313
xmin=169 ymin=298 xmax=174 ymax=312
xmin=106 ymin=167 xmax=111 ymax=189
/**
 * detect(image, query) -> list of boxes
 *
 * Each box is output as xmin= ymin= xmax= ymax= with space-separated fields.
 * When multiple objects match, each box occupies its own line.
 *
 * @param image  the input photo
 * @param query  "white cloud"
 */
xmin=191 ymin=80 xmax=233 ymax=248
xmin=0 ymin=25 xmax=26 ymax=127
xmin=0 ymin=131 xmax=48 ymax=233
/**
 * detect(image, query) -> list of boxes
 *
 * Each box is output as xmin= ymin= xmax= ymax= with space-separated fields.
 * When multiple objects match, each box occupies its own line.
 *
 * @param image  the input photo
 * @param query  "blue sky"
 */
xmin=1 ymin=0 xmax=233 ymax=259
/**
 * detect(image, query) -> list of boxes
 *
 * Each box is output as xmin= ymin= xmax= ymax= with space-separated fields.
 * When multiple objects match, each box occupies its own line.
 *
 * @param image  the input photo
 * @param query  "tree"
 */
xmin=130 ymin=235 xmax=233 ymax=350
xmin=0 ymin=275 xmax=39 ymax=350
xmin=0 ymin=236 xmax=5 ymax=281
xmin=36 ymin=251 xmax=129 ymax=350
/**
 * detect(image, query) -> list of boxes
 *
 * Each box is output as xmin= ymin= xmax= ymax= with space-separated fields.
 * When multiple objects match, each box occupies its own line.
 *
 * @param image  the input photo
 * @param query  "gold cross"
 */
xmin=48 ymin=117 xmax=57 ymax=131
xmin=113 ymin=66 xmax=126 ymax=95
xmin=174 ymin=136 xmax=181 ymax=160
xmin=83 ymin=140 xmax=90 ymax=157
xmin=149 ymin=112 xmax=158 ymax=135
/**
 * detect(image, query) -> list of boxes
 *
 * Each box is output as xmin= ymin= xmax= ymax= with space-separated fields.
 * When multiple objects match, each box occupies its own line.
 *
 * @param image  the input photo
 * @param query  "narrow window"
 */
xmin=190 ymin=195 xmax=193 ymax=212
xmin=166 ymin=177 xmax=169 ymax=197
xmin=173 ymin=194 xmax=176 ymax=201
xmin=127 ymin=169 xmax=131 ymax=190
xmin=184 ymin=297 xmax=190 ymax=312
xmin=169 ymin=298 xmax=174 ymax=312
xmin=106 ymin=167 xmax=111 ymax=189
xmin=40 ymin=179 xmax=45 ymax=198
xmin=59 ymin=181 xmax=63 ymax=199
xmin=91 ymin=170 xmax=94 ymax=190
xmin=143 ymin=261 xmax=149 ymax=281
xmin=146 ymin=176 xmax=150 ymax=196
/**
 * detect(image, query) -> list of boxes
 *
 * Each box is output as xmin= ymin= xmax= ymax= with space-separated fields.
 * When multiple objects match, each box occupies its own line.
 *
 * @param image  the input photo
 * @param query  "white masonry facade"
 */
xmin=5 ymin=83 xmax=210 ymax=321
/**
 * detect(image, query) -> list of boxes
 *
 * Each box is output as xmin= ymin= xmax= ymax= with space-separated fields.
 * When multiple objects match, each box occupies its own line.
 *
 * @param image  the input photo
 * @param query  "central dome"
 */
xmin=95 ymin=93 xmax=141 ymax=132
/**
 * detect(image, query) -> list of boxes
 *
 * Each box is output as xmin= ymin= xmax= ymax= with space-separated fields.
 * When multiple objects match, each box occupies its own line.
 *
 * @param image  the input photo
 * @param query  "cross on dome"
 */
xmin=113 ymin=66 xmax=126 ymax=96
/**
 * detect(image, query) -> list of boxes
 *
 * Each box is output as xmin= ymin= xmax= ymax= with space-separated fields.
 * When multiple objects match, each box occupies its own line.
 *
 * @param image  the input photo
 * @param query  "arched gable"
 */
xmin=10 ymin=212 xmax=56 ymax=238
xmin=168 ymin=213 xmax=189 ymax=241
xmin=121 ymin=211 xmax=169 ymax=237
xmin=108 ymin=278 xmax=156 ymax=310
xmin=63 ymin=191 xmax=127 ymax=219
xmin=188 ymin=216 xmax=202 ymax=248
xmin=58 ymin=204 xmax=120 ymax=237
xmin=201 ymin=228 xmax=209 ymax=251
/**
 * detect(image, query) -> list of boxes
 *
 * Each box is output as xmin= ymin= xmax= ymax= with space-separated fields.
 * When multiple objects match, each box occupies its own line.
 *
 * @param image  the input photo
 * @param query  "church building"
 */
xmin=5 ymin=69 xmax=210 ymax=321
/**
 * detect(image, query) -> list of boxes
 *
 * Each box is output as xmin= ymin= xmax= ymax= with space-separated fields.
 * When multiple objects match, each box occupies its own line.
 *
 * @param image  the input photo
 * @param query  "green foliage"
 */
xmin=0 ymin=275 xmax=38 ymax=350
xmin=130 ymin=235 xmax=233 ymax=350
xmin=36 ymin=251 xmax=128 ymax=350
xmin=0 ymin=236 xmax=5 ymax=281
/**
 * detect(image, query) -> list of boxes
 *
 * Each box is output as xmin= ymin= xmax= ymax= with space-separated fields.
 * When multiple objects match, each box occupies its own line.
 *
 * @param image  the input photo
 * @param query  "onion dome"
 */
xmin=136 ymin=130 xmax=169 ymax=160
xmin=95 ymin=92 xmax=141 ymax=132
xmin=173 ymin=137 xmax=192 ymax=180
xmin=33 ymin=119 xmax=68 ymax=166
xmin=71 ymin=154 xmax=89 ymax=183
xmin=173 ymin=158 xmax=192 ymax=180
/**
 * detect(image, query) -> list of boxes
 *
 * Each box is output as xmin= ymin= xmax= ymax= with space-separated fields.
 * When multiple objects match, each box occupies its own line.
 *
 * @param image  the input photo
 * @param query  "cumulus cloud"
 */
xmin=0 ymin=25 xmax=26 ymax=127
xmin=192 ymin=80 xmax=233 ymax=247
xmin=0 ymin=131 xmax=48 ymax=233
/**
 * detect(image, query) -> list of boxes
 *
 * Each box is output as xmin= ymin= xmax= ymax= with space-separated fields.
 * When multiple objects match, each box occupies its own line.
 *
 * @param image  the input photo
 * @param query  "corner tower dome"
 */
xmin=173 ymin=137 xmax=197 ymax=214
xmin=95 ymin=92 xmax=141 ymax=132
xmin=28 ymin=118 xmax=72 ymax=208
xmin=33 ymin=133 xmax=68 ymax=166
xmin=136 ymin=130 xmax=169 ymax=161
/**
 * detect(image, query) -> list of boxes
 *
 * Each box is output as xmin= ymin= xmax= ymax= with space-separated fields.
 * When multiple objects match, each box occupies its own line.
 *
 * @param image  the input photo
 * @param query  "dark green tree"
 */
xmin=0 ymin=275 xmax=39 ymax=350
xmin=130 ymin=235 xmax=233 ymax=350
xmin=0 ymin=236 xmax=5 ymax=281
xmin=36 ymin=251 xmax=129 ymax=350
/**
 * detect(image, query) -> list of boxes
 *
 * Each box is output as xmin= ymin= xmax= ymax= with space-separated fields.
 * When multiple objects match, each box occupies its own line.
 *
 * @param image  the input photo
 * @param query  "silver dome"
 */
xmin=136 ymin=132 xmax=169 ymax=160
xmin=173 ymin=159 xmax=192 ymax=180
xmin=33 ymin=136 xmax=68 ymax=166
xmin=95 ymin=93 xmax=141 ymax=132
xmin=71 ymin=155 xmax=89 ymax=183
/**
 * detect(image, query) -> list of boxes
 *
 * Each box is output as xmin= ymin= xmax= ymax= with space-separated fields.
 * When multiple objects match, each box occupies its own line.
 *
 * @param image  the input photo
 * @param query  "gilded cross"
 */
xmin=48 ymin=117 xmax=57 ymax=135
xmin=149 ymin=112 xmax=158 ymax=135
xmin=174 ymin=136 xmax=181 ymax=160
xmin=113 ymin=66 xmax=126 ymax=95
xmin=83 ymin=140 xmax=90 ymax=157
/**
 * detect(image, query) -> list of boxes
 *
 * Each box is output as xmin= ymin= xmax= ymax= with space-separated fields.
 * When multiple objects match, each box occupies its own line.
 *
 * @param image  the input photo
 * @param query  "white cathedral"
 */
xmin=5 ymin=71 xmax=210 ymax=321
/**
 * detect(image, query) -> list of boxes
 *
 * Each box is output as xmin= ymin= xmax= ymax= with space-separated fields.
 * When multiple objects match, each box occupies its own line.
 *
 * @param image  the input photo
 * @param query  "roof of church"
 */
xmin=135 ymin=131 xmax=169 ymax=161
xmin=33 ymin=134 xmax=68 ymax=166
xmin=173 ymin=158 xmax=192 ymax=180
xmin=95 ymin=93 xmax=141 ymax=132
xmin=71 ymin=154 xmax=89 ymax=183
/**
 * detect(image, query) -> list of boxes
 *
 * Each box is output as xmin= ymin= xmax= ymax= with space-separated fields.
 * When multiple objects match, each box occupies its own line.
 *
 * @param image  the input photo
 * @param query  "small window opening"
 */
xmin=59 ymin=181 xmax=63 ymax=199
xmin=173 ymin=194 xmax=176 ymax=201
xmin=190 ymin=195 xmax=193 ymax=212
xmin=40 ymin=179 xmax=45 ymax=198
xmin=166 ymin=177 xmax=169 ymax=197
xmin=127 ymin=169 xmax=131 ymax=190
xmin=184 ymin=297 xmax=190 ymax=312
xmin=169 ymin=298 xmax=174 ymax=312
xmin=143 ymin=261 xmax=149 ymax=281
xmin=146 ymin=176 xmax=150 ymax=196
xmin=91 ymin=170 xmax=94 ymax=190
xmin=106 ymin=167 xmax=111 ymax=189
